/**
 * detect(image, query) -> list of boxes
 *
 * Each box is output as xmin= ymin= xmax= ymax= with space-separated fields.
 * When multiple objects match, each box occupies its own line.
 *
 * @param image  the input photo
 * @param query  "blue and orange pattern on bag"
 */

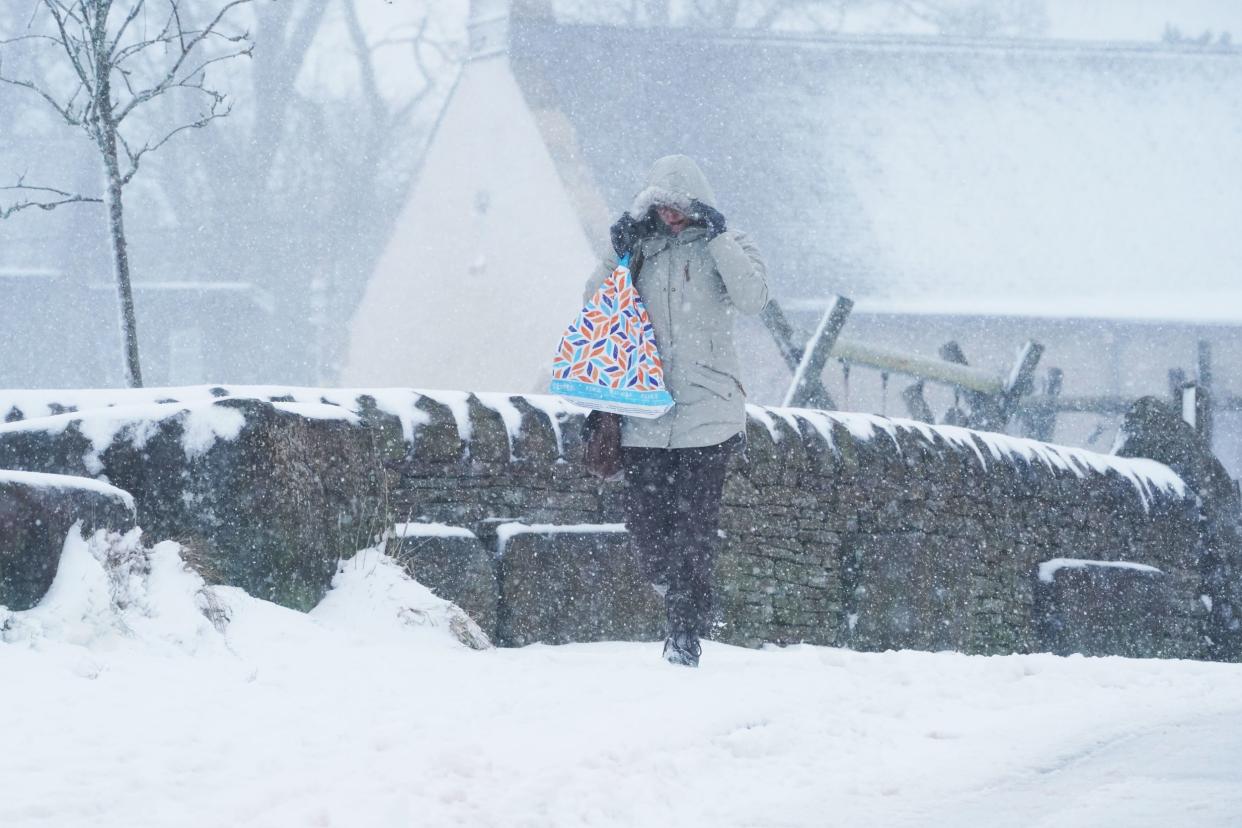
xmin=549 ymin=257 xmax=675 ymax=418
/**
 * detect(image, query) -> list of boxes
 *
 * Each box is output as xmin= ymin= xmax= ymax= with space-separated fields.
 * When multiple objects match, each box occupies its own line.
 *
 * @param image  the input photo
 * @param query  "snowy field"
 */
xmin=3 ymin=536 xmax=1242 ymax=828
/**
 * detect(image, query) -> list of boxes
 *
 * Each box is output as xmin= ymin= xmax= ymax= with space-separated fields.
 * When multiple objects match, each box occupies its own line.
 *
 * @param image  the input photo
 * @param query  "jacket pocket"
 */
xmin=689 ymin=362 xmax=742 ymax=401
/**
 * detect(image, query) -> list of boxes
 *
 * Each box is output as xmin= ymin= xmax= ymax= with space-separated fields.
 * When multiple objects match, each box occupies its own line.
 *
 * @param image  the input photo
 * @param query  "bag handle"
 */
xmin=618 ymin=248 xmax=645 ymax=276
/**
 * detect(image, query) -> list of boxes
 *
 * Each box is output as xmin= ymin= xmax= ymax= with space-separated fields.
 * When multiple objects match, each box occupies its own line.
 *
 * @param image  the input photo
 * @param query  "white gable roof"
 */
xmin=343 ymin=52 xmax=595 ymax=391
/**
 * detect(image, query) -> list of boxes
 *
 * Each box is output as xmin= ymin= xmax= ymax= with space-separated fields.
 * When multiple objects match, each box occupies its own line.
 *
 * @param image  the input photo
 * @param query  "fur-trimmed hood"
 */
xmin=629 ymin=154 xmax=718 ymax=216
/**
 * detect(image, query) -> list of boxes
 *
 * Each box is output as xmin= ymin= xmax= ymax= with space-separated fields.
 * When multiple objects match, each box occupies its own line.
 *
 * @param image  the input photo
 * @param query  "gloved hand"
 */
xmin=610 ymin=212 xmax=642 ymax=258
xmin=689 ymin=200 xmax=727 ymax=240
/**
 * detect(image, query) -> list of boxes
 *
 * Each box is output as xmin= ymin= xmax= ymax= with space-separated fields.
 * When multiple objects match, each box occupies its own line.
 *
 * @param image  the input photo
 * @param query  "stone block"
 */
xmin=466 ymin=400 xmax=515 ymax=463
xmin=844 ymin=532 xmax=974 ymax=653
xmin=0 ymin=398 xmax=389 ymax=611
xmin=1034 ymin=559 xmax=1192 ymax=658
xmin=407 ymin=396 xmax=467 ymax=463
xmin=507 ymin=397 xmax=562 ymax=465
xmin=386 ymin=524 xmax=499 ymax=640
xmin=0 ymin=471 xmax=136 ymax=610
xmin=496 ymin=525 xmax=663 ymax=646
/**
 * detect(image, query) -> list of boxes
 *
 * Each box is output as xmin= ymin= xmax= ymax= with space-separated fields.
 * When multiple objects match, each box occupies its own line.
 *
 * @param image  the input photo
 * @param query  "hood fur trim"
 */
xmin=630 ymin=186 xmax=694 ymax=217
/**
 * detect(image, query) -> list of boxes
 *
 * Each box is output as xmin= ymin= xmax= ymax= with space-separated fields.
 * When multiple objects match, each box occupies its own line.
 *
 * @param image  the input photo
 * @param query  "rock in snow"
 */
xmin=1 ymin=529 xmax=485 ymax=656
xmin=0 ymin=470 xmax=136 ymax=611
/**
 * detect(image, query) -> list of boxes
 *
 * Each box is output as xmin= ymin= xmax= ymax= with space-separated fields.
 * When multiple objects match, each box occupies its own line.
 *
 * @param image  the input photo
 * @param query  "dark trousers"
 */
xmin=622 ymin=436 xmax=738 ymax=637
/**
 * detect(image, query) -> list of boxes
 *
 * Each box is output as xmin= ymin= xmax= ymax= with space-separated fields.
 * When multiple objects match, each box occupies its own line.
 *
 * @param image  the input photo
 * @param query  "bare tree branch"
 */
xmin=112 ymin=18 xmax=249 ymax=61
xmin=0 ymin=63 xmax=84 ymax=124
xmin=112 ymin=2 xmax=179 ymax=64
xmin=0 ymin=177 xmax=103 ymax=219
xmin=341 ymin=0 xmax=387 ymax=125
xmin=41 ymin=0 xmax=95 ymax=92
xmin=371 ymin=14 xmax=453 ymax=129
xmin=108 ymin=0 xmax=146 ymax=55
xmin=119 ymin=95 xmax=233 ymax=184
xmin=2 ymin=0 xmax=257 ymax=197
xmin=0 ymin=33 xmax=64 ymax=47
xmin=113 ymin=0 xmax=252 ymax=123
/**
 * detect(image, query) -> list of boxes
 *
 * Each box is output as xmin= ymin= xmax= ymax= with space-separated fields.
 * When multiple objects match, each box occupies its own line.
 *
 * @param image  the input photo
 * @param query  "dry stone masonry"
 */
xmin=0 ymin=385 xmax=1234 ymax=660
xmin=0 ymin=393 xmax=395 ymax=610
xmin=0 ymin=470 xmax=136 ymax=610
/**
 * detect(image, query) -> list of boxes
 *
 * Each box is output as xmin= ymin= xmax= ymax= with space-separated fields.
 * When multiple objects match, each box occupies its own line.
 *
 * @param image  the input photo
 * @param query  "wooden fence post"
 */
xmin=938 ymin=341 xmax=1003 ymax=430
xmin=901 ymin=380 xmax=935 ymax=423
xmin=783 ymin=296 xmax=854 ymax=408
xmin=760 ymin=300 xmax=839 ymax=410
xmin=1198 ymin=340 xmax=1214 ymax=445
xmin=1022 ymin=366 xmax=1063 ymax=441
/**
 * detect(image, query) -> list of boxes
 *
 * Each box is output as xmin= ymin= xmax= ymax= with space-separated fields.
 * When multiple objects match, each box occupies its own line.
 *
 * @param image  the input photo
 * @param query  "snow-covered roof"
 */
xmin=508 ymin=19 xmax=1242 ymax=323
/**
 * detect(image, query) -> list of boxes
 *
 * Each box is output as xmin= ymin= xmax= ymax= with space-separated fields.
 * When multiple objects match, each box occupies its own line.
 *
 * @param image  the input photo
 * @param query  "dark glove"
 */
xmin=689 ymin=200 xmax=727 ymax=240
xmin=610 ymin=213 xmax=642 ymax=258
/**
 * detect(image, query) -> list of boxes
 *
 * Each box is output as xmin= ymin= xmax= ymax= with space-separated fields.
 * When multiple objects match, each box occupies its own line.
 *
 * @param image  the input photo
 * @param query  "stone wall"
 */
xmin=0 ymin=386 xmax=1231 ymax=660
xmin=1114 ymin=398 xmax=1242 ymax=659
xmin=384 ymin=392 xmax=1209 ymax=657
xmin=0 ymin=471 xmax=136 ymax=610
xmin=0 ymin=393 xmax=399 ymax=610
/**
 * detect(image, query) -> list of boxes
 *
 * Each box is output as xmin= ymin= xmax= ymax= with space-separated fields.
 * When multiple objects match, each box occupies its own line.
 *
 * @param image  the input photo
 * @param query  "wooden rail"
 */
xmin=830 ymin=337 xmax=1004 ymax=395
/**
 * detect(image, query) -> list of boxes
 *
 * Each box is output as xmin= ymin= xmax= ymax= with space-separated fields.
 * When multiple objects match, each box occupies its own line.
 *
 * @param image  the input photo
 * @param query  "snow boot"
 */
xmin=662 ymin=631 xmax=701 ymax=668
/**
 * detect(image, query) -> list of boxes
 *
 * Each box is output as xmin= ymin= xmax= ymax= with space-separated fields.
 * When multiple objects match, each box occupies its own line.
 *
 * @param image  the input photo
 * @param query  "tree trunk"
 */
xmin=95 ymin=85 xmax=143 ymax=387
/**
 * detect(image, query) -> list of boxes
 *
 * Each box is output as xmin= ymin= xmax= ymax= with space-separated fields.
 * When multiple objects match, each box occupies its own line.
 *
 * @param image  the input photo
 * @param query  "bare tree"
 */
xmin=0 ymin=0 xmax=255 ymax=387
xmin=153 ymin=0 xmax=457 ymax=383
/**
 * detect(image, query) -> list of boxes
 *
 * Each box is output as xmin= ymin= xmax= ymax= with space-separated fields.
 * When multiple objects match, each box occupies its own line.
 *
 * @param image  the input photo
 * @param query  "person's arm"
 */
xmin=708 ymin=230 xmax=768 ymax=314
xmin=583 ymin=249 xmax=620 ymax=303
xmin=584 ymin=210 xmax=651 ymax=302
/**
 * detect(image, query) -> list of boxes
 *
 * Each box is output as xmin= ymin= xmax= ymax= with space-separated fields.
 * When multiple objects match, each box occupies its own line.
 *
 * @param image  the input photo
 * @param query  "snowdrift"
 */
xmin=2 ymin=527 xmax=490 ymax=662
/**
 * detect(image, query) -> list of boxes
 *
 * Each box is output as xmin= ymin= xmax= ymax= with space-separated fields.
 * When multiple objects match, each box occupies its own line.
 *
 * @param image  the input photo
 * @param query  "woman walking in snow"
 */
xmin=583 ymin=155 xmax=768 ymax=667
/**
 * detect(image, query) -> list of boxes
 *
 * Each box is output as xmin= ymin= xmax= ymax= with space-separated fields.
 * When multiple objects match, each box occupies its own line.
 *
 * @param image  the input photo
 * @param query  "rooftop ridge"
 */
xmin=510 ymin=15 xmax=1242 ymax=63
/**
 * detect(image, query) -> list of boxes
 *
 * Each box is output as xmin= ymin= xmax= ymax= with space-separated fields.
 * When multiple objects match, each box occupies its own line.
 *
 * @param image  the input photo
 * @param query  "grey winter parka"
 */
xmin=583 ymin=155 xmax=769 ymax=449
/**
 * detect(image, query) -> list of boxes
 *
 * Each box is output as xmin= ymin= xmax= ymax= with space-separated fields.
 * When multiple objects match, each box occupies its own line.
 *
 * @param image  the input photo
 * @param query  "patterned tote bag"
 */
xmin=550 ymin=254 xmax=674 ymax=418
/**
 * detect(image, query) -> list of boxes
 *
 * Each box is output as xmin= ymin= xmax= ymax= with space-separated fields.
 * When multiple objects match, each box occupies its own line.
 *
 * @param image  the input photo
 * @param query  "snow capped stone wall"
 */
xmin=0 ymin=385 xmax=1226 ymax=659
xmin=0 ymin=470 xmax=136 ymax=611
xmin=0 ymin=392 xmax=400 ymax=611
xmin=368 ymin=388 xmax=1208 ymax=657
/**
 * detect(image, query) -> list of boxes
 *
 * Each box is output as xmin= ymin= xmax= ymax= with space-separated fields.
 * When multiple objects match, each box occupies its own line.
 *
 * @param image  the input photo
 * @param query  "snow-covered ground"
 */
xmin=3 ymin=534 xmax=1242 ymax=828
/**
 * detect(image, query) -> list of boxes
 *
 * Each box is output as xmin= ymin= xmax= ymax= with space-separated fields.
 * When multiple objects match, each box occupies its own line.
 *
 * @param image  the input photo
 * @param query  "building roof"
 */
xmin=508 ymin=19 xmax=1242 ymax=323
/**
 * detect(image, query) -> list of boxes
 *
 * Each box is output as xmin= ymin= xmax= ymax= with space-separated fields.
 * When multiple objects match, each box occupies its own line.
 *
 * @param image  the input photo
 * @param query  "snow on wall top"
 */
xmin=751 ymin=404 xmax=1185 ymax=510
xmin=0 ymin=386 xmax=430 ymax=442
xmin=0 ymin=399 xmax=249 ymax=475
xmin=495 ymin=521 xmax=628 ymax=558
xmin=1037 ymin=558 xmax=1164 ymax=583
xmin=0 ymin=386 xmax=1187 ymax=509
xmin=391 ymin=522 xmax=477 ymax=540
xmin=0 ymin=469 xmax=136 ymax=513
